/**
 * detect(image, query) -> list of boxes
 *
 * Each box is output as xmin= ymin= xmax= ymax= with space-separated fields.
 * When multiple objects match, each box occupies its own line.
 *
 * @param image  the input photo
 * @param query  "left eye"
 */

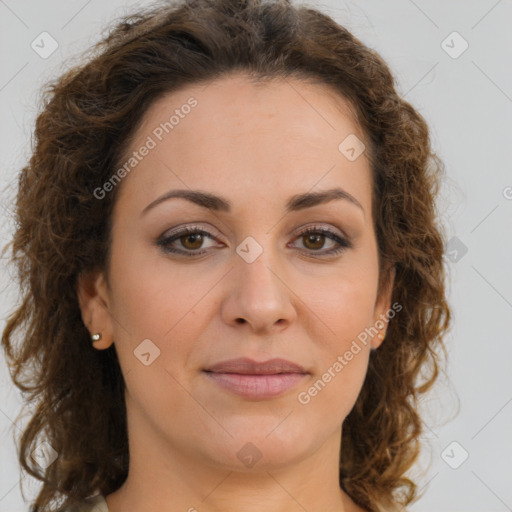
xmin=157 ymin=226 xmax=351 ymax=257
xmin=289 ymin=227 xmax=351 ymax=256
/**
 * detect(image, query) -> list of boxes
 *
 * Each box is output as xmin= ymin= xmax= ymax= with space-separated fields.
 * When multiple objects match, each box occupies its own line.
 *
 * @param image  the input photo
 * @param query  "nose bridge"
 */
xmin=221 ymin=236 xmax=296 ymax=332
xmin=239 ymin=250 xmax=279 ymax=297
xmin=236 ymin=242 xmax=283 ymax=307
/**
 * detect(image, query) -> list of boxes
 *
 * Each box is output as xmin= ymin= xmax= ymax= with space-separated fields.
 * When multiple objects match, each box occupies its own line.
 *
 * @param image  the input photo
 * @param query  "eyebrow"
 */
xmin=140 ymin=187 xmax=364 ymax=217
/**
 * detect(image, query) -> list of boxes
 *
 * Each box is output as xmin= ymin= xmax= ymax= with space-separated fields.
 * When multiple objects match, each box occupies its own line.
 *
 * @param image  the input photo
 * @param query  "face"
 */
xmin=80 ymin=74 xmax=394 ymax=472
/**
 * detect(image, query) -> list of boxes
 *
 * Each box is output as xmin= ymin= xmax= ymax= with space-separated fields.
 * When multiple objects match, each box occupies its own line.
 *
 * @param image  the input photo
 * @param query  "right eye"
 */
xmin=157 ymin=226 xmax=223 ymax=257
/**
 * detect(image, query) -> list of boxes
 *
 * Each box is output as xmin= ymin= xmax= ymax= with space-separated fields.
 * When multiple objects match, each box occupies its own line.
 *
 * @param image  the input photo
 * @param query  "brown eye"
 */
xmin=302 ymin=232 xmax=326 ymax=250
xmin=180 ymin=233 xmax=204 ymax=250
xmin=157 ymin=227 xmax=220 ymax=256
xmin=290 ymin=227 xmax=352 ymax=257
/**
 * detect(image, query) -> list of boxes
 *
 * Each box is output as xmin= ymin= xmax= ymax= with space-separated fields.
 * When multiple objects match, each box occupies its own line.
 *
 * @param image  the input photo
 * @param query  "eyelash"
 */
xmin=157 ymin=224 xmax=352 ymax=258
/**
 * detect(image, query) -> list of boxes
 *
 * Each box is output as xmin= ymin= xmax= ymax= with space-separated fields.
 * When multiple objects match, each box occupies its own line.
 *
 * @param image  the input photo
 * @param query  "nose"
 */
xmin=220 ymin=251 xmax=297 ymax=335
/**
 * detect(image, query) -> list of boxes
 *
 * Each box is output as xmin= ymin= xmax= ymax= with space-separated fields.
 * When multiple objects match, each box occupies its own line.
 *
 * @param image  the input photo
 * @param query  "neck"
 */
xmin=105 ymin=410 xmax=365 ymax=512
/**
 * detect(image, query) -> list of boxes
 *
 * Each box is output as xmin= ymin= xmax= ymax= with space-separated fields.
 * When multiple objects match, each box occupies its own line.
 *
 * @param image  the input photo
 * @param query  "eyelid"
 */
xmin=160 ymin=223 xmax=224 ymax=241
xmin=293 ymin=223 xmax=347 ymax=240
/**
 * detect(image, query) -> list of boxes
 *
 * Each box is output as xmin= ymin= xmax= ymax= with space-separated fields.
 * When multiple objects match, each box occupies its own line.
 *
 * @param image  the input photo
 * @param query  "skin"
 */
xmin=78 ymin=73 xmax=394 ymax=512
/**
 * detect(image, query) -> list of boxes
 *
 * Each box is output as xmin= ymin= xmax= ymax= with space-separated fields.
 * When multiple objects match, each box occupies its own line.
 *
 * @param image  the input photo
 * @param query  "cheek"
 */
xmin=300 ymin=287 xmax=374 ymax=410
xmin=300 ymin=259 xmax=379 ymax=347
xmin=294 ymin=276 xmax=376 ymax=427
xmin=293 ymin=261 xmax=378 ymax=414
xmin=108 ymin=238 xmax=216 ymax=341
xmin=106 ymin=248 xmax=221 ymax=411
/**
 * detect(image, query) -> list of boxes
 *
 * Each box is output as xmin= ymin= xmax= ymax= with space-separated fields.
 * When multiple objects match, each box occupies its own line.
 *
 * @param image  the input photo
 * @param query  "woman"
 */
xmin=1 ymin=0 xmax=450 ymax=511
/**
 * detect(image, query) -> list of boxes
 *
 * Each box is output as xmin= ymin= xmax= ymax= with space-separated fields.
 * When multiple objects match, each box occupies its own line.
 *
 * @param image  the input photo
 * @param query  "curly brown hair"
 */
xmin=1 ymin=0 xmax=450 ymax=511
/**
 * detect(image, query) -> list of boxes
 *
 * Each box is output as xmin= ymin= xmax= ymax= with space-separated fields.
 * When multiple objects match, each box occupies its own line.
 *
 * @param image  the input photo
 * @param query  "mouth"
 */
xmin=202 ymin=357 xmax=309 ymax=400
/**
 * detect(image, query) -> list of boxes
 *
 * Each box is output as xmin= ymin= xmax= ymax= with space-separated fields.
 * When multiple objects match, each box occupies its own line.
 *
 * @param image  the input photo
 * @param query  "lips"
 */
xmin=204 ymin=357 xmax=307 ymax=375
xmin=202 ymin=358 xmax=308 ymax=399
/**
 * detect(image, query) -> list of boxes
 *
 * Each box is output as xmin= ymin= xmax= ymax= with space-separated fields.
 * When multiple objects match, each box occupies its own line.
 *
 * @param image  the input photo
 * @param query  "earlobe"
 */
xmin=76 ymin=270 xmax=115 ymax=350
xmin=371 ymin=329 xmax=386 ymax=350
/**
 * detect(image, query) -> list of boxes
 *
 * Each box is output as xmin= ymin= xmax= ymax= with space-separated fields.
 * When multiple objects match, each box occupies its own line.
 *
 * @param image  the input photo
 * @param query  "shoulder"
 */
xmin=58 ymin=494 xmax=109 ymax=512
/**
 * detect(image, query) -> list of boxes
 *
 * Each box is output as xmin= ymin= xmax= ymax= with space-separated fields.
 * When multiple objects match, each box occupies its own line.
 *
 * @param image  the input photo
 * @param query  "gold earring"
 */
xmin=91 ymin=333 xmax=102 ymax=342
xmin=377 ymin=332 xmax=385 ymax=341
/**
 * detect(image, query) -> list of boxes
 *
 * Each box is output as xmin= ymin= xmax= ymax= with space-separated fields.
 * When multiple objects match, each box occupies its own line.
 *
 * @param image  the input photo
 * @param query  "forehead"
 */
xmin=114 ymin=73 xmax=372 ymax=216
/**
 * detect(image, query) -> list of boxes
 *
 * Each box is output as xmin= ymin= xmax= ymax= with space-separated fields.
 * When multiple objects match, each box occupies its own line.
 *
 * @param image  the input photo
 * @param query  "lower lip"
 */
xmin=203 ymin=371 xmax=307 ymax=399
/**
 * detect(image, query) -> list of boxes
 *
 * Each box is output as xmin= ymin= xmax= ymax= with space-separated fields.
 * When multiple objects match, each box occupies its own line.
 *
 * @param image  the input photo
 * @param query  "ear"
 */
xmin=371 ymin=264 xmax=396 ymax=349
xmin=76 ymin=270 xmax=115 ymax=350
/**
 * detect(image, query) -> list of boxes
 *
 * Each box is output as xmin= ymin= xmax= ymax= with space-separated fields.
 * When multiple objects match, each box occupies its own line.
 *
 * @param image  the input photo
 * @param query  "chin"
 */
xmin=200 ymin=421 xmax=319 ymax=471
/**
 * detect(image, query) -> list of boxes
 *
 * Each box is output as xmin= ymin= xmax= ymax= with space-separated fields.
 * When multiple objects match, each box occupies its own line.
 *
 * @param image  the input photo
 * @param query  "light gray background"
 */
xmin=1 ymin=1 xmax=511 ymax=511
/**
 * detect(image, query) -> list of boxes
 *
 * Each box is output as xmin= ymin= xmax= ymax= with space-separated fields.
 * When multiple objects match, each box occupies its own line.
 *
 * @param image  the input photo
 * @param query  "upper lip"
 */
xmin=204 ymin=357 xmax=307 ymax=375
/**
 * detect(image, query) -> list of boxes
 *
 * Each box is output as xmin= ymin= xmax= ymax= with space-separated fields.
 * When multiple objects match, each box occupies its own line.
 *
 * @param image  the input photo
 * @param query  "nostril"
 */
xmin=236 ymin=318 xmax=246 ymax=324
